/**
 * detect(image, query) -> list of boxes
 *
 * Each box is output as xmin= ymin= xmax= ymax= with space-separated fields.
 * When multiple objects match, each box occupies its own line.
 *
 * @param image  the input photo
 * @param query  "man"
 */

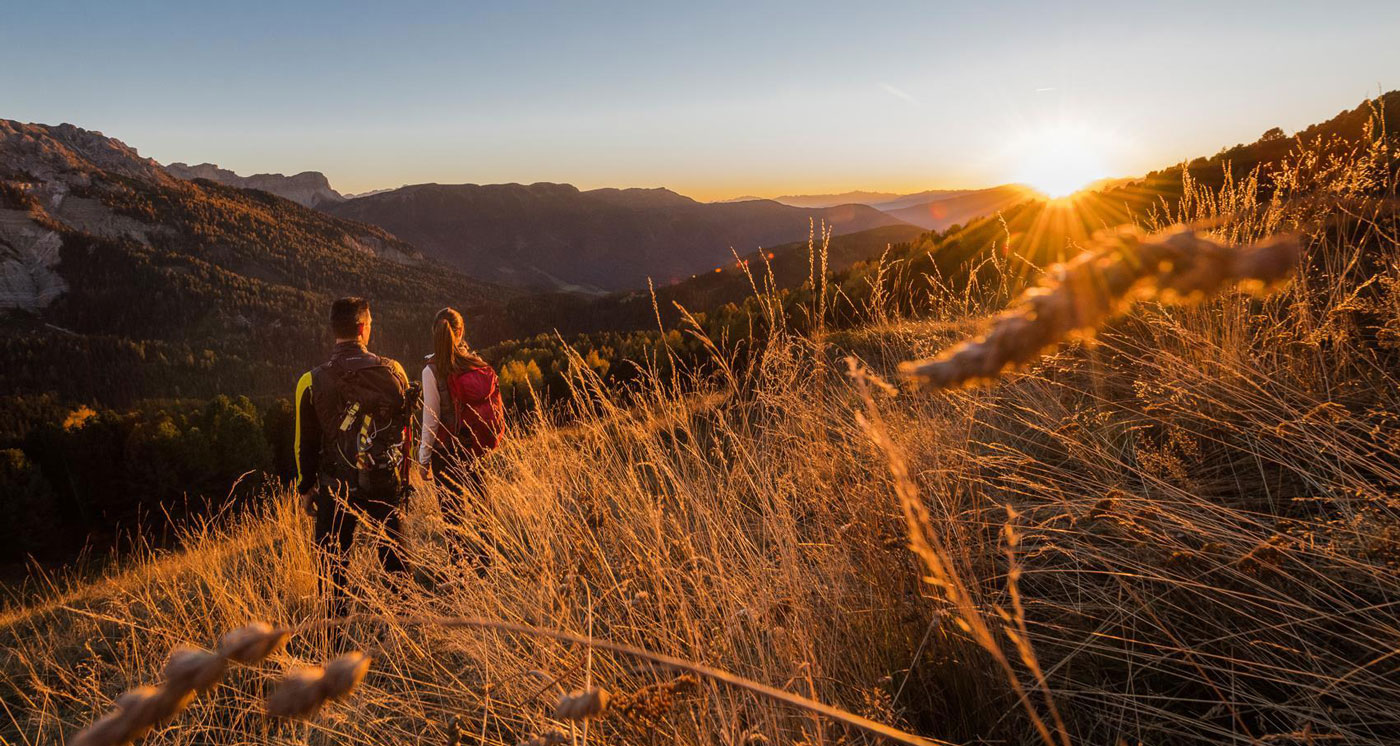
xmin=295 ymin=297 xmax=413 ymax=614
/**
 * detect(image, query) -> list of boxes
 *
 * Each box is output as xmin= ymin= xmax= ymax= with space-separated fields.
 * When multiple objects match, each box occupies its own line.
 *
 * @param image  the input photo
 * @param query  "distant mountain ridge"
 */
xmin=877 ymin=185 xmax=1032 ymax=230
xmin=164 ymin=162 xmax=346 ymax=208
xmin=720 ymin=186 xmax=1028 ymax=213
xmin=720 ymin=190 xmax=904 ymax=208
xmin=342 ymin=186 xmax=401 ymax=199
xmin=324 ymin=181 xmax=914 ymax=292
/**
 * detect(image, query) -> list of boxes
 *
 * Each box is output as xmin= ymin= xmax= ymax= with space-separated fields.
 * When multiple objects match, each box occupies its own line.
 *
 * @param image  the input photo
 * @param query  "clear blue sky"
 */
xmin=4 ymin=1 xmax=1397 ymax=200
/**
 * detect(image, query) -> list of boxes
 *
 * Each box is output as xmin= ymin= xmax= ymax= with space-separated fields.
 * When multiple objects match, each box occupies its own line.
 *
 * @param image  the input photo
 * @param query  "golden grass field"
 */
xmin=3 ymin=123 xmax=1399 ymax=745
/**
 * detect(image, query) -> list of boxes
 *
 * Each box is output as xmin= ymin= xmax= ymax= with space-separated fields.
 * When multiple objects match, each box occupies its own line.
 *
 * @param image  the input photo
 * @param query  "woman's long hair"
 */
xmin=432 ymin=308 xmax=489 ymax=375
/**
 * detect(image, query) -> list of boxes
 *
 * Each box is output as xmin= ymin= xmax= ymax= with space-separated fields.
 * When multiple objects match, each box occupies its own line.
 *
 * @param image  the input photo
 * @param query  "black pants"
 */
xmin=429 ymin=448 xmax=488 ymax=565
xmin=430 ymin=448 xmax=482 ymax=520
xmin=314 ymin=483 xmax=406 ymax=615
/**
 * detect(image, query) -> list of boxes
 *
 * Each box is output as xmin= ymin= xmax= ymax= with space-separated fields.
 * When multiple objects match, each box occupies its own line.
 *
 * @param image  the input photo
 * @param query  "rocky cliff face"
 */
xmin=0 ymin=120 xmax=174 ymax=186
xmin=164 ymin=162 xmax=346 ymax=208
xmin=0 ymin=208 xmax=65 ymax=311
xmin=0 ymin=120 xmax=174 ymax=311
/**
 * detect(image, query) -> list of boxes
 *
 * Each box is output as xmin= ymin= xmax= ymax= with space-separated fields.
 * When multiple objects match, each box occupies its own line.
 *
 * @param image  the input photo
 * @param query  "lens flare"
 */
xmin=1008 ymin=122 xmax=1118 ymax=198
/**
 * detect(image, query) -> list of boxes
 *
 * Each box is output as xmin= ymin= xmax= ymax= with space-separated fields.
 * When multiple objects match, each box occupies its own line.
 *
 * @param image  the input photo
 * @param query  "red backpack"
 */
xmin=432 ymin=362 xmax=505 ymax=457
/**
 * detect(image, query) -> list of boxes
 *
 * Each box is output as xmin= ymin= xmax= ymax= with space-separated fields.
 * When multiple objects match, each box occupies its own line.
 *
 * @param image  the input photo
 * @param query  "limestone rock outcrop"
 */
xmin=165 ymin=162 xmax=345 ymax=208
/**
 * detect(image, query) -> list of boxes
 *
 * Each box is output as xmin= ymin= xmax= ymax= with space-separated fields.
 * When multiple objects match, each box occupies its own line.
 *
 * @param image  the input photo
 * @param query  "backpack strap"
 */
xmin=427 ymin=359 xmax=458 ymax=438
xmin=427 ymin=359 xmax=452 ymax=402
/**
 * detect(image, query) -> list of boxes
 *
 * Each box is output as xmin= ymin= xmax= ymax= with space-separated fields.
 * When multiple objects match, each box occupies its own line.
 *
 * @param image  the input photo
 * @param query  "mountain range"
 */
xmin=5 ymin=119 xmax=1020 ymax=413
xmin=715 ymin=185 xmax=1032 ymax=231
xmin=156 ymin=162 xmax=1035 ymax=292
xmin=14 ymin=82 xmax=1384 ymax=415
xmin=324 ymin=183 xmax=914 ymax=292
xmin=719 ymin=185 xmax=1030 ymax=214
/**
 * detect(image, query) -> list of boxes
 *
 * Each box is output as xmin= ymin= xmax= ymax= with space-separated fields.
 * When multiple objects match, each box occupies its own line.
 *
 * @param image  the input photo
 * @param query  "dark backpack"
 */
xmin=325 ymin=358 xmax=413 ymax=495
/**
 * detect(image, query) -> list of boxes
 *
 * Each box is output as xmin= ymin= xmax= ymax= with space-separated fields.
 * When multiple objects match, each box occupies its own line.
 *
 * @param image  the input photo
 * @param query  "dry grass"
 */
xmin=898 ymin=228 xmax=1300 ymax=390
xmin=3 ymin=112 xmax=1400 ymax=745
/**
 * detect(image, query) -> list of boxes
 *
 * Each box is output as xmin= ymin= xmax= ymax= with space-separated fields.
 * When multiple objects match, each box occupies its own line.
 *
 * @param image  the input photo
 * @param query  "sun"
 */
xmin=1008 ymin=122 xmax=1115 ymax=199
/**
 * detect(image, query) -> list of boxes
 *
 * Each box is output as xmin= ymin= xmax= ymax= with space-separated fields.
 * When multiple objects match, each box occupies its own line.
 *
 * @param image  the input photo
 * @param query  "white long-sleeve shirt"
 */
xmin=418 ymin=364 xmax=441 ymax=465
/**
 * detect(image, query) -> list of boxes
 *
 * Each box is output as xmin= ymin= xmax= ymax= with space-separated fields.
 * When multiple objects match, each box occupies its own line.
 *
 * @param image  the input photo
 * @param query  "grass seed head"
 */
xmin=217 ymin=622 xmax=288 ymax=664
xmin=553 ymin=688 xmax=611 ymax=720
xmin=69 ymin=710 xmax=133 ymax=746
xmin=105 ymin=685 xmax=191 ymax=740
xmin=900 ymin=227 xmax=1300 ymax=390
xmin=149 ymin=685 xmax=197 ymax=725
xmin=164 ymin=646 xmax=227 ymax=694
xmin=110 ymin=688 xmax=160 ymax=739
xmin=71 ymin=644 xmax=226 ymax=745
xmin=519 ymin=729 xmax=569 ymax=746
xmin=611 ymin=674 xmax=698 ymax=723
xmin=265 ymin=667 xmax=327 ymax=719
xmin=321 ymin=652 xmax=371 ymax=700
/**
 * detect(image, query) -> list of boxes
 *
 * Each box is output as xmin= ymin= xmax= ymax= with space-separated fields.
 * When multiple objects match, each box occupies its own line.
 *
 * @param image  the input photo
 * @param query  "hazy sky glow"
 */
xmin=4 ymin=1 xmax=1397 ymax=200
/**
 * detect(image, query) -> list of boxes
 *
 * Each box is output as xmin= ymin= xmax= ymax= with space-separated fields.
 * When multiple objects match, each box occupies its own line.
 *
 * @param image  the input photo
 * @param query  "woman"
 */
xmin=418 ymin=308 xmax=505 ymax=502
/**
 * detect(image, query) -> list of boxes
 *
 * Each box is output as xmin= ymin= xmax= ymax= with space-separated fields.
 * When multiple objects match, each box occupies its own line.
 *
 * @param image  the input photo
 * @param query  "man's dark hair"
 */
xmin=330 ymin=297 xmax=371 ymax=338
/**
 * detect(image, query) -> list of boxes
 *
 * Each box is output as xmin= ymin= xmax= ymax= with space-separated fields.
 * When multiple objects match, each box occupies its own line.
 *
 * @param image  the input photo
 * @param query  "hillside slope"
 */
xmin=324 ymin=182 xmax=913 ymax=291
xmin=827 ymin=90 xmax=1400 ymax=305
xmin=0 ymin=119 xmax=507 ymax=409
xmin=501 ymin=223 xmax=928 ymax=338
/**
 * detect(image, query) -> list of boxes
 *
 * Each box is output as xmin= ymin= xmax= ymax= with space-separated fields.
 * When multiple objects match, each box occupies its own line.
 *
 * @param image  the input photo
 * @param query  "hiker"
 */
xmin=417 ymin=307 xmax=505 ymax=553
xmin=295 ymin=297 xmax=415 ymax=614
